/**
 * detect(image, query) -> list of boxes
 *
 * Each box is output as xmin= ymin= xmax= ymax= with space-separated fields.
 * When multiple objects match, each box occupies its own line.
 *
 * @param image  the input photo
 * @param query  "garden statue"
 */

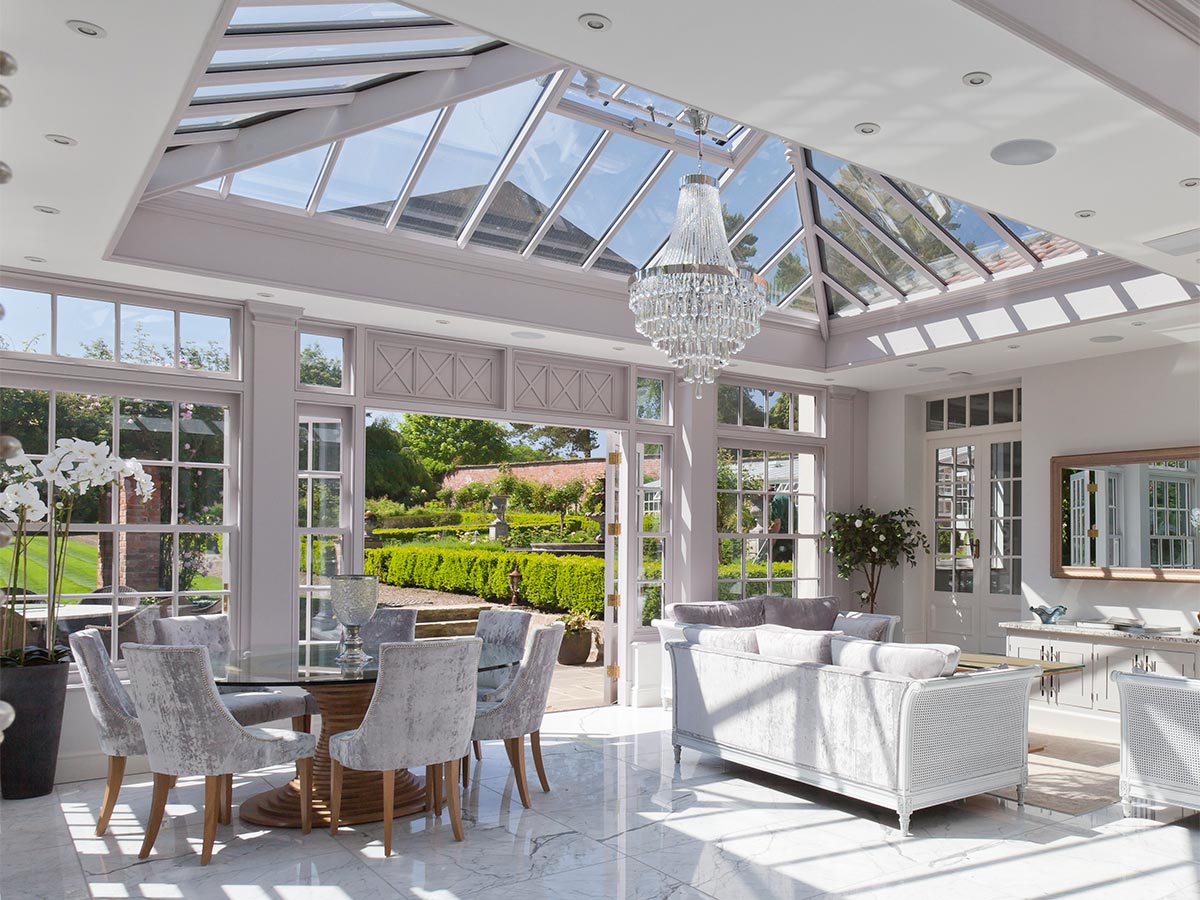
xmin=489 ymin=493 xmax=509 ymax=541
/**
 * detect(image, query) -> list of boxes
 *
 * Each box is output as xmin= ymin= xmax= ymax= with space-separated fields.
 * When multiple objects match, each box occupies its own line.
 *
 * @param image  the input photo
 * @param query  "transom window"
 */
xmin=718 ymin=381 xmax=819 ymax=435
xmin=926 ymin=387 xmax=1022 ymax=432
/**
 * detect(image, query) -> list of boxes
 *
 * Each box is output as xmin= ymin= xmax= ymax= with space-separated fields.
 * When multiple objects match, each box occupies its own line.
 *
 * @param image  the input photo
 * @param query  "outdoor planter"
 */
xmin=558 ymin=629 xmax=593 ymax=665
xmin=0 ymin=662 xmax=69 ymax=799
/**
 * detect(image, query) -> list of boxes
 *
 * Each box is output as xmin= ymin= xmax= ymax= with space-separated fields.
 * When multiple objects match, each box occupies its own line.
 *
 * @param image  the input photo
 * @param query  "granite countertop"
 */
xmin=1000 ymin=620 xmax=1200 ymax=646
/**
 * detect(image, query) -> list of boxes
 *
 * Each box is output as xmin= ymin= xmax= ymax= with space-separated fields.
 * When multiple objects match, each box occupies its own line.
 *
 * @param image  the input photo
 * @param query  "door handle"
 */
xmin=971 ymin=538 xmax=981 ymax=559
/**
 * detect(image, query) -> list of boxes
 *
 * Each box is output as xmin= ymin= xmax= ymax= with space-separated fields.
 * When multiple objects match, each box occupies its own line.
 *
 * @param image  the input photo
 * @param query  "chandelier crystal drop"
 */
xmin=628 ymin=109 xmax=767 ymax=397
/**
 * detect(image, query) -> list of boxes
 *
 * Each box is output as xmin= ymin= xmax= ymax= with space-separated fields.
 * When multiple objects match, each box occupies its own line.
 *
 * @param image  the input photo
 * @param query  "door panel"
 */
xmin=1095 ymin=645 xmax=1140 ymax=712
xmin=1049 ymin=640 xmax=1092 ymax=709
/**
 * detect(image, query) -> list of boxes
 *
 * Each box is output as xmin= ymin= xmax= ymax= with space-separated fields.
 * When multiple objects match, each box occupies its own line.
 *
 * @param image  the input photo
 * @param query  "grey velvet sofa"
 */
xmin=667 ymin=637 xmax=1040 ymax=833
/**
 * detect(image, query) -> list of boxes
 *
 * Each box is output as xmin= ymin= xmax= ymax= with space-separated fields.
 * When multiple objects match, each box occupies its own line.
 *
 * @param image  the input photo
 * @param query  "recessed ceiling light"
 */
xmin=66 ymin=20 xmax=106 ymax=38
xmin=962 ymin=71 xmax=992 ymax=86
xmin=1089 ymin=335 xmax=1124 ymax=343
xmin=0 ymin=51 xmax=15 ymax=77
xmin=23 ymin=255 xmax=46 ymax=263
xmin=918 ymin=366 xmax=946 ymax=373
xmin=611 ymin=345 xmax=625 ymax=351
xmin=511 ymin=330 xmax=544 ymax=340
xmin=1006 ymin=344 xmax=1020 ymax=349
xmin=256 ymin=291 xmax=274 ymax=298
xmin=824 ymin=377 xmax=836 ymax=383
xmin=990 ymin=138 xmax=1056 ymax=166
xmin=854 ymin=122 xmax=881 ymax=136
xmin=948 ymin=371 xmax=973 ymax=377
xmin=0 ymin=162 xmax=10 ymax=184
xmin=904 ymin=363 xmax=918 ymax=367
xmin=1131 ymin=321 xmax=1146 ymax=327
xmin=435 ymin=318 xmax=450 ymax=325
xmin=44 ymin=134 xmax=77 ymax=146
xmin=1074 ymin=209 xmax=1096 ymax=219
xmin=1180 ymin=177 xmax=1200 ymax=188
xmin=578 ymin=13 xmax=612 ymax=32
xmin=33 ymin=205 xmax=60 ymax=215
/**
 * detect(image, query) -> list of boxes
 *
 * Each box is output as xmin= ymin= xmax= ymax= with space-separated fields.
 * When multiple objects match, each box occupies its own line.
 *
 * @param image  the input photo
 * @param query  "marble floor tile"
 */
xmin=461 ymin=855 xmax=720 ymax=900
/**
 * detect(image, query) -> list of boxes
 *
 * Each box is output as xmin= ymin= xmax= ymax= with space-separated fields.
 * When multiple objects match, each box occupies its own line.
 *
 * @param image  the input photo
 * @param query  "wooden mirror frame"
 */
xmin=1050 ymin=446 xmax=1200 ymax=582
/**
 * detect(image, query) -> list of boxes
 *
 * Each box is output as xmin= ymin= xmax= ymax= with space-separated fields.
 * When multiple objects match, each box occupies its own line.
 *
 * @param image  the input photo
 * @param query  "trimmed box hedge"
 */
xmin=364 ymin=545 xmax=605 ymax=618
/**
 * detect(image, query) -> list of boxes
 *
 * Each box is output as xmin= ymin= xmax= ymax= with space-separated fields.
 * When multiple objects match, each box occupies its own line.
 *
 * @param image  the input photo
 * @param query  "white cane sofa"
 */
xmin=1113 ymin=670 xmax=1200 ymax=815
xmin=667 ymin=638 xmax=1040 ymax=833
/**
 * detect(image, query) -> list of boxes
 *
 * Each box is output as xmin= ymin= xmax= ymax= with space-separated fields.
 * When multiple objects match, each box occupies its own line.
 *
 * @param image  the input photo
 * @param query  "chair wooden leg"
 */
xmin=201 ymin=775 xmax=221 ymax=865
xmin=291 ymin=714 xmax=311 ymax=733
xmin=473 ymin=740 xmax=482 ymax=760
xmin=382 ymin=768 xmax=395 ymax=857
xmin=445 ymin=758 xmax=465 ymax=842
xmin=298 ymin=757 xmax=313 ymax=835
xmin=425 ymin=764 xmax=436 ymax=812
xmin=96 ymin=755 xmax=126 ymax=836
xmin=505 ymin=735 xmax=532 ymax=809
xmin=329 ymin=760 xmax=344 ymax=835
xmin=138 ymin=772 xmax=171 ymax=859
xmin=461 ymin=752 xmax=469 ymax=788
xmin=432 ymin=762 xmax=444 ymax=815
xmin=168 ymin=775 xmax=178 ymax=789
xmin=530 ymin=730 xmax=550 ymax=793
xmin=219 ymin=773 xmax=232 ymax=825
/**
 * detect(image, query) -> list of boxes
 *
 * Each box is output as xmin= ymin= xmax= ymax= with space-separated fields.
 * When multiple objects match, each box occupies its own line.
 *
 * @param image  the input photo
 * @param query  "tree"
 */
xmin=546 ymin=479 xmax=586 ymax=531
xmin=505 ymin=423 xmax=597 ymax=458
xmin=299 ymin=343 xmax=341 ymax=387
xmin=364 ymin=419 xmax=434 ymax=503
xmin=723 ymin=207 xmax=758 ymax=267
xmin=823 ymin=506 xmax=930 ymax=613
xmin=397 ymin=415 xmax=509 ymax=480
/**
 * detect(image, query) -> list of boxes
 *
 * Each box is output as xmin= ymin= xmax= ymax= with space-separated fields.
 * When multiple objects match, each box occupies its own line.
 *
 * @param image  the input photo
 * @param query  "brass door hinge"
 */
xmin=606 ymin=593 xmax=621 ymax=607
xmin=607 ymin=451 xmax=623 ymax=465
xmin=607 ymin=522 xmax=622 ymax=536
xmin=606 ymin=664 xmax=620 ymax=678
xmin=1087 ymin=482 xmax=1098 ymax=493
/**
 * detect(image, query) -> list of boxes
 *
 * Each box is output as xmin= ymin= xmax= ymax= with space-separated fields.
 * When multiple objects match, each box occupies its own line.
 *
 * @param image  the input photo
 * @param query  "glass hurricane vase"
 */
xmin=329 ymin=575 xmax=379 ymax=666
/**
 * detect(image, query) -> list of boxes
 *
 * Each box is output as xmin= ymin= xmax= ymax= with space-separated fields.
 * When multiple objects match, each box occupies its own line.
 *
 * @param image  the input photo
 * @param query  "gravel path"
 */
xmin=377 ymin=584 xmax=502 ymax=608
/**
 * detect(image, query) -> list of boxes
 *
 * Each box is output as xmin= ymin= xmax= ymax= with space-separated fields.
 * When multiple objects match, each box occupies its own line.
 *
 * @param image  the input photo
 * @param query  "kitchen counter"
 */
xmin=1000 ymin=620 xmax=1200 ymax=647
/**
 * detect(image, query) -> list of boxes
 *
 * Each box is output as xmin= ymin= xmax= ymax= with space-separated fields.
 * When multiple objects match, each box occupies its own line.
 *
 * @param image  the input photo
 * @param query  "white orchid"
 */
xmin=854 ymin=519 xmax=863 ymax=528
xmin=0 ymin=481 xmax=47 ymax=523
xmin=121 ymin=458 xmax=156 ymax=501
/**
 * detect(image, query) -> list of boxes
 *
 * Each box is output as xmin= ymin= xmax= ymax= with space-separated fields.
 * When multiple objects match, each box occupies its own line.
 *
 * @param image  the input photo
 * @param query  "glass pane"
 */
xmin=68 ymin=479 xmax=115 ymax=526
xmin=894 ymin=179 xmax=1018 ymax=274
xmin=179 ymin=404 xmax=228 ymax=464
xmin=992 ymin=442 xmax=1012 ymax=479
xmin=0 ymin=287 xmax=52 ymax=354
xmin=470 ymin=112 xmax=602 ymax=252
xmin=794 ymin=394 xmax=817 ymax=434
xmin=813 ymin=186 xmax=930 ymax=295
xmin=532 ymin=134 xmax=666 ymax=266
xmin=0 ymin=387 xmax=50 ymax=454
xmin=640 ymin=538 xmax=664 ymax=580
xmin=211 ymin=36 xmax=485 ymax=68
xmin=734 ymin=191 xmax=801 ymax=270
xmin=998 ymin=217 xmax=1082 ymax=262
xmin=231 ymin=144 xmax=331 ymax=207
xmin=298 ymin=422 xmax=310 ymax=471
xmin=310 ymin=478 xmax=342 ymax=528
xmin=318 ymin=110 xmax=440 ymax=224
xmin=56 ymin=296 xmax=115 ymax=359
xmin=179 ymin=468 xmax=224 ymax=525
xmin=57 ymin=392 xmax=113 ymax=446
xmin=194 ymin=75 xmax=367 ymax=102
xmin=947 ymin=396 xmax=967 ymax=429
xmin=767 ymin=391 xmax=790 ymax=430
xmin=636 ymin=377 xmax=664 ymax=421
xmin=120 ymin=305 xmax=175 ymax=367
xmin=229 ymin=4 xmax=432 ymax=27
xmin=121 ymin=533 xmax=174 ymax=594
xmin=740 ymin=495 xmax=765 ymax=533
xmin=742 ymin=387 xmax=766 ymax=428
xmin=179 ymin=533 xmax=226 ymax=593
xmin=298 ymin=478 xmax=309 ymax=527
xmin=397 ymin=79 xmax=545 ymax=238
xmin=717 ymin=384 xmax=741 ymax=425
xmin=970 ymin=393 xmax=990 ymax=427
xmin=179 ymin=313 xmax=232 ymax=372
xmin=312 ymin=421 xmax=342 ymax=471
xmin=826 ymin=286 xmax=861 ymax=318
xmin=819 ymin=241 xmax=891 ymax=306
xmin=301 ymin=534 xmax=344 ymax=586
xmin=993 ymin=389 xmax=1014 ymax=424
xmin=720 ymin=138 xmax=791 ymax=241
xmin=123 ymin=466 xmax=170 ymax=525
xmin=639 ymin=583 xmax=662 ymax=626
xmin=119 ymin=398 xmax=174 ymax=461
xmin=299 ymin=333 xmax=344 ymax=387
xmin=762 ymin=241 xmax=810 ymax=305
xmin=740 ymin=450 xmax=765 ymax=489
xmin=926 ymin=399 xmax=945 ymax=432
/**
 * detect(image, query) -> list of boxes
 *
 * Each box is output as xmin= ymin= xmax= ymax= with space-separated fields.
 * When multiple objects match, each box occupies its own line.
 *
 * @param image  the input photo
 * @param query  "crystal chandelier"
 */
xmin=628 ymin=109 xmax=767 ymax=397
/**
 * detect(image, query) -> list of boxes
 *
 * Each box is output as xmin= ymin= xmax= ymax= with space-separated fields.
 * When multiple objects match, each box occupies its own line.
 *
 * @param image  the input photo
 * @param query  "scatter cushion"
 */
xmin=755 ymin=628 xmax=842 ymax=664
xmin=831 ymin=637 xmax=961 ymax=679
xmin=672 ymin=598 xmax=765 ymax=628
xmin=760 ymin=595 xmax=839 ymax=631
xmin=833 ymin=612 xmax=891 ymax=642
xmin=680 ymin=625 xmax=760 ymax=654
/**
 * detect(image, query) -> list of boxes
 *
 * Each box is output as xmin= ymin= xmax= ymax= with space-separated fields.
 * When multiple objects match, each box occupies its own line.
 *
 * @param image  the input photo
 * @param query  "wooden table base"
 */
xmin=239 ymin=681 xmax=427 ymax=828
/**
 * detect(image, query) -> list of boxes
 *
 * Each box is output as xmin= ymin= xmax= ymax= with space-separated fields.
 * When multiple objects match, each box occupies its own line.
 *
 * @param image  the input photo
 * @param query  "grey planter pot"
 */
xmin=557 ymin=631 xmax=592 ymax=665
xmin=0 ymin=662 xmax=69 ymax=799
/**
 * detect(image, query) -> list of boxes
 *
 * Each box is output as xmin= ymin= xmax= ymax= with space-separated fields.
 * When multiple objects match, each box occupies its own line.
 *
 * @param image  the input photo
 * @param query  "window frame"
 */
xmin=296 ymin=324 xmax=354 ymax=395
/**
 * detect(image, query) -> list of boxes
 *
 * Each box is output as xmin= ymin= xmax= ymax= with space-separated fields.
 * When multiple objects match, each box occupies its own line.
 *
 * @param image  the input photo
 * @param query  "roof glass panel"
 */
xmin=318 ymin=109 xmax=441 ymax=224
xmin=826 ymin=286 xmax=863 ymax=318
xmin=193 ymin=76 xmax=366 ymax=101
xmin=467 ymin=113 xmax=603 ymax=253
xmin=720 ymin=139 xmax=791 ymax=238
xmin=210 ymin=37 xmax=487 ymax=69
xmin=229 ymin=4 xmax=433 ymax=27
xmin=818 ymin=238 xmax=892 ymax=306
xmin=998 ymin=217 xmax=1083 ymax=262
xmin=531 ymin=134 xmax=666 ymax=266
xmin=789 ymin=278 xmax=817 ymax=314
xmin=597 ymin=155 xmax=724 ymax=275
xmin=893 ymin=179 xmax=1017 ymax=274
xmin=808 ymin=149 xmax=978 ymax=286
xmin=762 ymin=239 xmax=811 ymax=306
xmin=812 ymin=184 xmax=932 ymax=295
xmin=230 ymin=143 xmax=331 ymax=207
xmin=178 ymin=112 xmax=259 ymax=129
xmin=733 ymin=190 xmax=802 ymax=270
xmin=395 ymin=78 xmax=545 ymax=239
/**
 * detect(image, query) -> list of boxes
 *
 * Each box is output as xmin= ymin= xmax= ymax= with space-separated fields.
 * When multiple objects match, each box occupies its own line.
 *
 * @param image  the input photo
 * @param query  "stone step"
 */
xmin=413 ymin=604 xmax=489 ymax=622
xmin=415 ymin=619 xmax=478 ymax=638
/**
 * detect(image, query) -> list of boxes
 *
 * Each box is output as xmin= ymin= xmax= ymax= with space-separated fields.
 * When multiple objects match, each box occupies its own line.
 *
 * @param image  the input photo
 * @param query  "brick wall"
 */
xmin=442 ymin=459 xmax=607 ymax=492
xmin=98 ymin=470 xmax=167 ymax=591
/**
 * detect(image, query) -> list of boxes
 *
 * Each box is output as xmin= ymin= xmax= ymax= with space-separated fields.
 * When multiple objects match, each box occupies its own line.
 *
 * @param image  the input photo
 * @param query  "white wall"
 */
xmin=867 ymin=343 xmax=1200 ymax=640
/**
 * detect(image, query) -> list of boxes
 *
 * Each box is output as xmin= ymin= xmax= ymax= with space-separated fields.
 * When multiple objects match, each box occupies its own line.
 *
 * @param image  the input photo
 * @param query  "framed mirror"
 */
xmin=1051 ymin=446 xmax=1200 ymax=582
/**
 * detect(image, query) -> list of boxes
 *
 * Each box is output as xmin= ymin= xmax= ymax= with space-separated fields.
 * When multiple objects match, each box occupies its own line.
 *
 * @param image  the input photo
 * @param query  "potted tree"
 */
xmin=557 ymin=612 xmax=593 ymax=665
xmin=823 ymin=506 xmax=929 ymax=614
xmin=0 ymin=437 xmax=153 ymax=799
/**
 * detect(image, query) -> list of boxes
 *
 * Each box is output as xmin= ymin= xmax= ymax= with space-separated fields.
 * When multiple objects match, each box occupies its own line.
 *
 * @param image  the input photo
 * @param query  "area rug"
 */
xmin=992 ymin=732 xmax=1120 ymax=815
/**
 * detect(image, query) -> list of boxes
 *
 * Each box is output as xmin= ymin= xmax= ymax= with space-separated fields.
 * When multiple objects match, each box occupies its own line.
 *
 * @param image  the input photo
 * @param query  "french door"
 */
xmin=927 ymin=432 xmax=1023 ymax=652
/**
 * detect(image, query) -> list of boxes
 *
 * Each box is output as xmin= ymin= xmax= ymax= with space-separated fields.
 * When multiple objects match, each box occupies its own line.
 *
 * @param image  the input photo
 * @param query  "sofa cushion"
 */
xmin=831 ymin=637 xmax=961 ymax=679
xmin=760 ymin=595 xmax=839 ymax=631
xmin=833 ymin=612 xmax=890 ymax=641
xmin=673 ymin=598 xmax=765 ymax=628
xmin=680 ymin=625 xmax=760 ymax=654
xmin=755 ymin=628 xmax=842 ymax=664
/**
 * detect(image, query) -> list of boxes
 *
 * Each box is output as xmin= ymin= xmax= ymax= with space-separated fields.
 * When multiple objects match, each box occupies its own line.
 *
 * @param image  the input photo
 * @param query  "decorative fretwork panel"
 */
xmin=366 ymin=333 xmax=503 ymax=410
xmin=511 ymin=352 xmax=628 ymax=422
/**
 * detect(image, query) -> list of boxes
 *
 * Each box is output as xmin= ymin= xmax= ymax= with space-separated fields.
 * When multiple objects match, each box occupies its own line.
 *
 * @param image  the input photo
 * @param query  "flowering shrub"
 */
xmin=822 ymin=506 xmax=928 ymax=613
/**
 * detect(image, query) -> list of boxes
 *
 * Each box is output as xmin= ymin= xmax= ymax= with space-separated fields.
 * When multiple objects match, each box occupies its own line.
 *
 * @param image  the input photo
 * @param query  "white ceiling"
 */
xmin=410 ymin=0 xmax=1200 ymax=284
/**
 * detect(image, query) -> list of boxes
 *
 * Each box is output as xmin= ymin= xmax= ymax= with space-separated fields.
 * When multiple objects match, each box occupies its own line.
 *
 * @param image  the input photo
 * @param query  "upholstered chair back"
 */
xmin=473 ymin=624 xmax=564 ymax=741
xmin=69 ymin=629 xmax=145 ymax=758
xmin=332 ymin=638 xmax=482 ymax=773
xmin=360 ymin=607 xmax=418 ymax=660
xmin=153 ymin=613 xmax=231 ymax=654
xmin=123 ymin=643 xmax=260 ymax=776
xmin=475 ymin=609 xmax=532 ymax=690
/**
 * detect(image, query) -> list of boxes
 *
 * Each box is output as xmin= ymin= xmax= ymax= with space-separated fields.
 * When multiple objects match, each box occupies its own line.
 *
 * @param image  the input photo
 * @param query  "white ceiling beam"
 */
xmin=522 ymin=132 xmax=612 ymax=258
xmin=456 ymin=68 xmax=572 ymax=249
xmin=384 ymin=105 xmax=454 ymax=232
xmin=785 ymin=143 xmax=829 ymax=341
xmin=185 ymin=92 xmax=356 ymax=117
xmin=198 ymin=54 xmax=471 ymax=87
xmin=146 ymin=44 xmax=559 ymax=200
xmin=815 ymin=226 xmax=906 ymax=305
xmin=582 ymin=149 xmax=675 ymax=271
xmin=726 ymin=128 xmax=767 ymax=171
xmin=218 ymin=24 xmax=476 ymax=50
xmin=553 ymin=97 xmax=736 ymax=168
xmin=305 ymin=141 xmax=343 ymax=215
xmin=168 ymin=129 xmax=240 ymax=146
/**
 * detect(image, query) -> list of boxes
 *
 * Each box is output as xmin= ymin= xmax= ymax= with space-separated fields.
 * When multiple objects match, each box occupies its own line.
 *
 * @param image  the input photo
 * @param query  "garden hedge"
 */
xmin=374 ymin=514 xmax=596 ymax=545
xmin=364 ymin=545 xmax=605 ymax=618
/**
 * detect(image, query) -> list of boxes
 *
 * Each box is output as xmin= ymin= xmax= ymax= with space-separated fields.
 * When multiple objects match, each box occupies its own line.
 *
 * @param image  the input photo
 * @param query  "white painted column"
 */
xmin=825 ymin=386 xmax=870 ymax=611
xmin=238 ymin=301 xmax=301 ymax=656
xmin=672 ymin=383 xmax=719 ymax=609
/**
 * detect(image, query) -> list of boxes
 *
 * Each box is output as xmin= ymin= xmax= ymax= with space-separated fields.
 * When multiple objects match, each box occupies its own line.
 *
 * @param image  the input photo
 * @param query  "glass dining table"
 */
xmin=212 ymin=642 xmax=521 ymax=829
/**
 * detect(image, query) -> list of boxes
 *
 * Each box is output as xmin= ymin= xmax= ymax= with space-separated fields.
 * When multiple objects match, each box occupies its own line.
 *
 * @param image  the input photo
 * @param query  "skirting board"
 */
xmin=1028 ymin=704 xmax=1119 ymax=745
